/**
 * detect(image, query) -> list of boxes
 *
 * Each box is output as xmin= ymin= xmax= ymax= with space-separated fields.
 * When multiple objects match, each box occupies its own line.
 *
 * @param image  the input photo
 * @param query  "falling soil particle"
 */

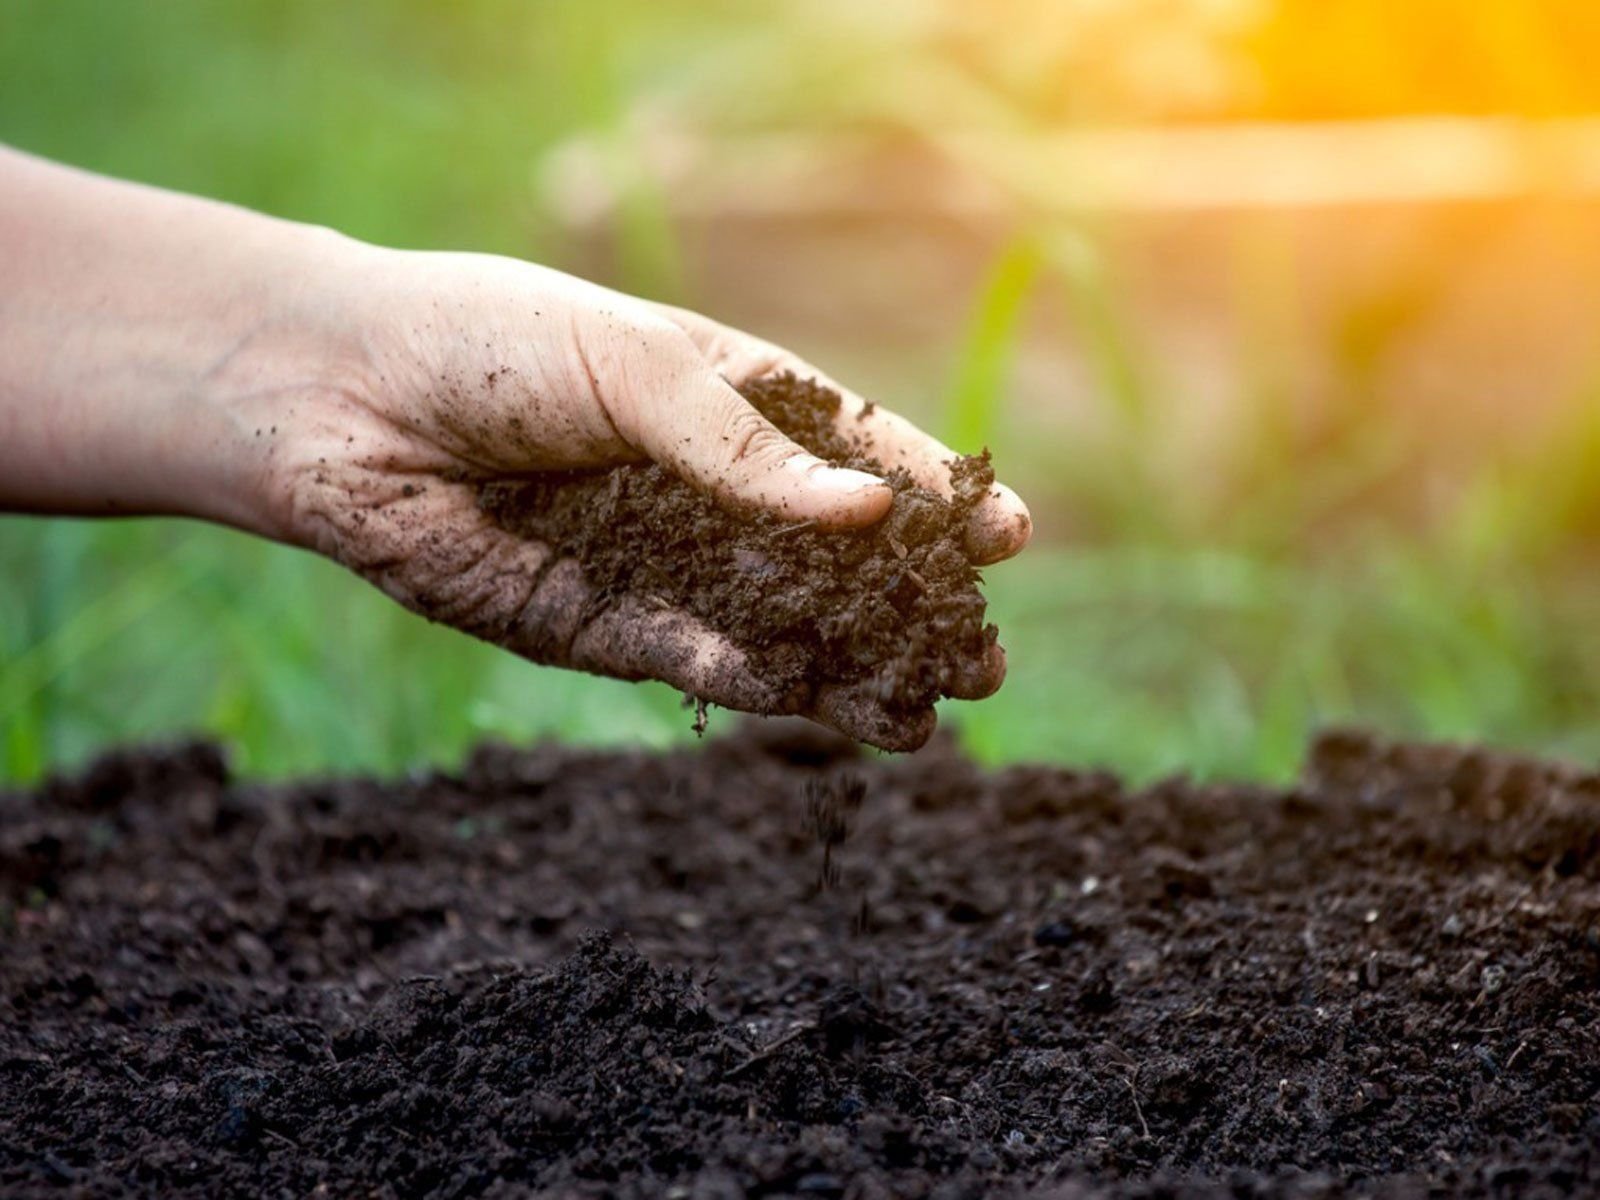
xmin=3 ymin=725 xmax=1599 ymax=1197
xmin=805 ymin=771 xmax=866 ymax=891
xmin=479 ymin=373 xmax=998 ymax=718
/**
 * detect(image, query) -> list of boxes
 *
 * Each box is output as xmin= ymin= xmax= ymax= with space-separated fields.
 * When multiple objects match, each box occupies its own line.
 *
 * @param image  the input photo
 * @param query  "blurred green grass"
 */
xmin=6 ymin=0 xmax=1600 ymax=784
xmin=10 ymin=513 xmax=1600 ymax=784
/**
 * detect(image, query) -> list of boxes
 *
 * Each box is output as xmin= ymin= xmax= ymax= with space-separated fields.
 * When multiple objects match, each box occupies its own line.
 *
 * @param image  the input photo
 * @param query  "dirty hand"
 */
xmin=0 ymin=147 xmax=1030 ymax=749
xmin=271 ymin=249 xmax=1031 ymax=748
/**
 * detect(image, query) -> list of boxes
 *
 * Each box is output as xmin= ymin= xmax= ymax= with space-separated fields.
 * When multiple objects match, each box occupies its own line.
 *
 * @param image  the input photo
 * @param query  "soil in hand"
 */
xmin=480 ymin=373 xmax=998 ymax=721
xmin=3 ymin=726 xmax=1599 ymax=1197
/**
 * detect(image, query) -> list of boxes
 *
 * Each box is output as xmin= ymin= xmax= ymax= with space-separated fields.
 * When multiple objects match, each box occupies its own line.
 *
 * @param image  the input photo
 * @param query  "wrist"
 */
xmin=187 ymin=224 xmax=387 ymax=542
xmin=0 ymin=149 xmax=387 ymax=538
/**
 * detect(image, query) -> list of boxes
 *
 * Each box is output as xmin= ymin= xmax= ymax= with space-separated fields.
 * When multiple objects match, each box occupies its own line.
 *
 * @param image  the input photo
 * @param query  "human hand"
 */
xmin=0 ymin=145 xmax=1027 ymax=750
xmin=262 ymin=247 xmax=1030 ymax=749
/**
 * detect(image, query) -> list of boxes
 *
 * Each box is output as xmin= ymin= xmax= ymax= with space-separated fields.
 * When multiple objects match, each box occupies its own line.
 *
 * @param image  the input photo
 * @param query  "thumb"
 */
xmin=611 ymin=339 xmax=891 ymax=528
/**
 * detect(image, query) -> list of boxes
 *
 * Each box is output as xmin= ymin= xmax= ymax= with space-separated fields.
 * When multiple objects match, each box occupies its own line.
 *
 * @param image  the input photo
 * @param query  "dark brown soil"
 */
xmin=480 ymin=374 xmax=997 ymax=717
xmin=3 ymin=726 xmax=1599 ymax=1198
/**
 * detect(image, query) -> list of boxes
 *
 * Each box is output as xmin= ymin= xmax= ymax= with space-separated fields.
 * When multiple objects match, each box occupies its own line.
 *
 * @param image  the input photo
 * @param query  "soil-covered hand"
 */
xmin=267 ymin=250 xmax=1030 ymax=749
xmin=0 ymin=147 xmax=1029 ymax=750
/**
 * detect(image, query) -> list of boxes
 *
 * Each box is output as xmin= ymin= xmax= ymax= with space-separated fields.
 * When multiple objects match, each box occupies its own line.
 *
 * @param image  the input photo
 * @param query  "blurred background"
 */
xmin=5 ymin=0 xmax=1600 ymax=783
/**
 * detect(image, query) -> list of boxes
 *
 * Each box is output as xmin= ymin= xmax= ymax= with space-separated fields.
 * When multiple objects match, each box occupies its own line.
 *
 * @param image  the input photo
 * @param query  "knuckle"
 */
xmin=512 ymin=557 xmax=591 ymax=666
xmin=718 ymin=406 xmax=794 ymax=472
xmin=629 ymin=313 xmax=698 ymax=362
xmin=727 ymin=339 xmax=789 ymax=383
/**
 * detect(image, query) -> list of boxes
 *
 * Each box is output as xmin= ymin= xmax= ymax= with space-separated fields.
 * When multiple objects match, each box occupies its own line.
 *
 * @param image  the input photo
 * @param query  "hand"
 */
xmin=0 ymin=148 xmax=1030 ymax=750
xmin=265 ymin=248 xmax=1031 ymax=749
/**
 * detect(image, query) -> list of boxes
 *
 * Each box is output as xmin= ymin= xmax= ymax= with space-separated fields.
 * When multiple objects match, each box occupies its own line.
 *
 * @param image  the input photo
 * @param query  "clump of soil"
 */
xmin=3 ymin=726 xmax=1599 ymax=1197
xmin=480 ymin=373 xmax=998 ymax=715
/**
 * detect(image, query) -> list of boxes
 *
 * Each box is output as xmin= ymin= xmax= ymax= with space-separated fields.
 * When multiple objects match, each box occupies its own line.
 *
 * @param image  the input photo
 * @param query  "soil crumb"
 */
xmin=3 ymin=727 xmax=1599 ymax=1197
xmin=480 ymin=373 xmax=998 ymax=717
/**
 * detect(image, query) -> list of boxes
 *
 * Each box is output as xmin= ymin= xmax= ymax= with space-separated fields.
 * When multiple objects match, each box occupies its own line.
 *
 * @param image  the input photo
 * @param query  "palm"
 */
xmin=276 ymin=253 xmax=1027 ymax=749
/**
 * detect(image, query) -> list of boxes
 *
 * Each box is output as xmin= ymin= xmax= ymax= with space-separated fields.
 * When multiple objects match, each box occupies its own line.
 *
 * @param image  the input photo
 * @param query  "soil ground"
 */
xmin=2 ymin=724 xmax=1597 ymax=1198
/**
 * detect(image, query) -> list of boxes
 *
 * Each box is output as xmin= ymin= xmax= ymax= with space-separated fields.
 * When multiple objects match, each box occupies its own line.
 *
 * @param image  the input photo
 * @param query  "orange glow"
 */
xmin=1244 ymin=0 xmax=1600 ymax=120
xmin=845 ymin=0 xmax=1600 ymax=124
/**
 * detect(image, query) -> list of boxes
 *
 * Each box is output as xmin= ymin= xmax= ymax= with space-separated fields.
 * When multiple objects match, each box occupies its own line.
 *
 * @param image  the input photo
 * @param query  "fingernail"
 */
xmin=808 ymin=464 xmax=887 ymax=494
xmin=775 ymin=455 xmax=890 ymax=526
xmin=966 ymin=482 xmax=1033 ymax=564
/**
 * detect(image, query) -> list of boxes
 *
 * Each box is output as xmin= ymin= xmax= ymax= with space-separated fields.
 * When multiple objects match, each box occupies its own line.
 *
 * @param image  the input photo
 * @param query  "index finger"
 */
xmin=828 ymin=386 xmax=1033 ymax=567
xmin=657 ymin=307 xmax=1032 ymax=566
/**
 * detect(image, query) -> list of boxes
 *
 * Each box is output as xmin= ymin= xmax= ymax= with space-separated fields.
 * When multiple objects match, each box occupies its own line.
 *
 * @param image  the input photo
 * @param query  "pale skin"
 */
xmin=0 ymin=147 xmax=1031 ymax=750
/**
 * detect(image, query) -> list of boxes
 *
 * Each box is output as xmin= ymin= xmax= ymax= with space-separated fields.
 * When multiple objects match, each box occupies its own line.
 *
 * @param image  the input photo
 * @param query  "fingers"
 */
xmin=503 ymin=557 xmax=794 ymax=714
xmin=550 ymin=584 xmax=965 ymax=751
xmin=565 ymin=595 xmax=797 ymax=715
xmin=505 ymin=558 xmax=957 ymax=753
xmin=943 ymin=640 xmax=1007 ymax=702
xmin=963 ymin=482 xmax=1033 ymax=566
xmin=654 ymin=306 xmax=1032 ymax=564
xmin=473 ymin=516 xmax=992 ymax=752
xmin=597 ymin=323 xmax=890 ymax=529
xmin=841 ymin=401 xmax=1033 ymax=565
xmin=809 ymin=642 xmax=1002 ymax=749
xmin=811 ymin=685 xmax=938 ymax=753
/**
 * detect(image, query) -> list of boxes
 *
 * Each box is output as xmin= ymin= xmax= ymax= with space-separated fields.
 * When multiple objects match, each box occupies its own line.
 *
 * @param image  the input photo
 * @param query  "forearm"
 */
xmin=0 ymin=146 xmax=362 ymax=534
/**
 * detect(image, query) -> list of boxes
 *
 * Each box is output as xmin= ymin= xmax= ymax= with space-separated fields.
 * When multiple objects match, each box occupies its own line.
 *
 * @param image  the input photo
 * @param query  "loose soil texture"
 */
xmin=2 ymin=725 xmax=1599 ymax=1198
xmin=479 ymin=374 xmax=998 ymax=718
